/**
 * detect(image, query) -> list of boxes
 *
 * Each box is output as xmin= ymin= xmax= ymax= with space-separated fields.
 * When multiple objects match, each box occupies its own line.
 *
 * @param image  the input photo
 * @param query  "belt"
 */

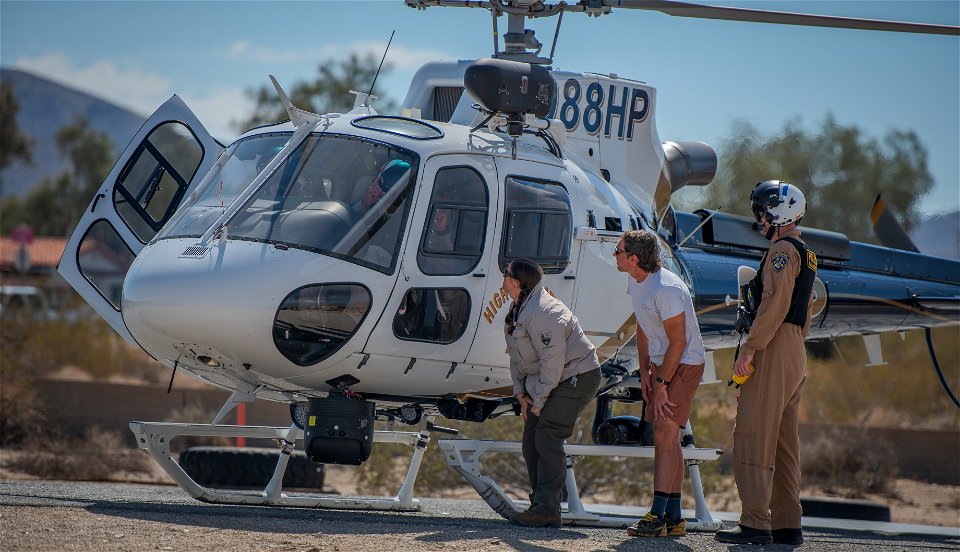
xmin=561 ymin=367 xmax=599 ymax=385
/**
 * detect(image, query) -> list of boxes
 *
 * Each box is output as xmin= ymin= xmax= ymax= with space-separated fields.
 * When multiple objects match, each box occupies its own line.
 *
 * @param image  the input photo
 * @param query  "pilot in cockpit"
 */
xmin=351 ymin=159 xmax=411 ymax=217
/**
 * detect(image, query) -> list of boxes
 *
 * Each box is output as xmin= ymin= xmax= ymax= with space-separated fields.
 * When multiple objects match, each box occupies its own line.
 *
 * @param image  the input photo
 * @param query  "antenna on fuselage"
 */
xmin=365 ymin=30 xmax=395 ymax=107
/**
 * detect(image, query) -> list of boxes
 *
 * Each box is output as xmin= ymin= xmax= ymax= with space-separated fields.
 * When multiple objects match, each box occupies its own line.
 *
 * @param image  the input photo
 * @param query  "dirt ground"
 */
xmin=2 ymin=449 xmax=957 ymax=528
xmin=5 ymin=480 xmax=957 ymax=552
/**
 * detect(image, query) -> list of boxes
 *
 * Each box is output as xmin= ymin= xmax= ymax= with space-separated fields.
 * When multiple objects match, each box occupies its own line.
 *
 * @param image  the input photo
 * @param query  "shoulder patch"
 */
xmin=539 ymin=330 xmax=553 ymax=347
xmin=771 ymin=252 xmax=789 ymax=272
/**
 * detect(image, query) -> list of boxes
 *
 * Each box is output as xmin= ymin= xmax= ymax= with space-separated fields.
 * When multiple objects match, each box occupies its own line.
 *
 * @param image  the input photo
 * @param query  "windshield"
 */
xmin=156 ymin=132 xmax=292 ymax=240
xmin=225 ymin=133 xmax=418 ymax=274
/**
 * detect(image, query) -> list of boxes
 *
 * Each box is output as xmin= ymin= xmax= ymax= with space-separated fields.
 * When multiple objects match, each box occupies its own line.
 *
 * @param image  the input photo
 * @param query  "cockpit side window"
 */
xmin=417 ymin=166 xmax=489 ymax=276
xmin=156 ymin=132 xmax=291 ymax=240
xmin=499 ymin=176 xmax=572 ymax=274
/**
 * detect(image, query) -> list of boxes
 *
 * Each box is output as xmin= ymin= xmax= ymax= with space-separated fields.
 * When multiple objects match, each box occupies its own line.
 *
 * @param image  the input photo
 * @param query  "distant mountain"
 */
xmin=0 ymin=68 xmax=146 ymax=198
xmin=910 ymin=210 xmax=960 ymax=260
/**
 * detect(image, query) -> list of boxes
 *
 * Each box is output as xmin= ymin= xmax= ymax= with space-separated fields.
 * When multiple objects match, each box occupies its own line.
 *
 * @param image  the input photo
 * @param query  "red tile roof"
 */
xmin=0 ymin=236 xmax=68 ymax=269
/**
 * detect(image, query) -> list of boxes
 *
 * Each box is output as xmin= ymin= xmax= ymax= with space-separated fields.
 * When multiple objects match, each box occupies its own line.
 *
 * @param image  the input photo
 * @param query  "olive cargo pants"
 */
xmin=733 ymin=323 xmax=806 ymax=530
xmin=522 ymin=368 xmax=601 ymax=516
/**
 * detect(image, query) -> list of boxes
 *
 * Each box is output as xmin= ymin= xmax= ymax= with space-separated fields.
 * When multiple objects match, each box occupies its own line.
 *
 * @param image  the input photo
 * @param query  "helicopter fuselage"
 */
xmin=116 ymin=109 xmax=643 ymax=403
xmin=58 ymin=65 xmax=959 ymax=410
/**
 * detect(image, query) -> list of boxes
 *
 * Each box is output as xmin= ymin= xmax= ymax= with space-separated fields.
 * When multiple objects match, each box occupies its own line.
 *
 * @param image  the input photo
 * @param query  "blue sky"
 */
xmin=2 ymin=0 xmax=957 ymax=217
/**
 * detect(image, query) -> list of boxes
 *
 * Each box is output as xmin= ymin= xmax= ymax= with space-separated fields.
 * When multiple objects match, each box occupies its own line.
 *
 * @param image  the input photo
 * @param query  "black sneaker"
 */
xmin=772 ymin=528 xmax=804 ymax=545
xmin=715 ymin=524 xmax=773 ymax=545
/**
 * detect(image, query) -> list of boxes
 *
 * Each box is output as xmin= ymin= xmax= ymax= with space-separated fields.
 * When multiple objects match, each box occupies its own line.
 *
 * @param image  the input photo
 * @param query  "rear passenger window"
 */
xmin=500 ymin=176 xmax=572 ymax=274
xmin=417 ymin=167 xmax=488 ymax=275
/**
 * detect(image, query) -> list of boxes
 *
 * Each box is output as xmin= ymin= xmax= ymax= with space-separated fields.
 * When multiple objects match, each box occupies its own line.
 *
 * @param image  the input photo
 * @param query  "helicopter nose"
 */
xmin=121 ymin=240 xmax=374 ymax=377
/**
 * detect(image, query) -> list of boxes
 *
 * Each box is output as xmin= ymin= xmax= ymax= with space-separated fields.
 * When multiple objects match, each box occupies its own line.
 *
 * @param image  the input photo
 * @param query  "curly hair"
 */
xmin=622 ymin=230 xmax=662 ymax=273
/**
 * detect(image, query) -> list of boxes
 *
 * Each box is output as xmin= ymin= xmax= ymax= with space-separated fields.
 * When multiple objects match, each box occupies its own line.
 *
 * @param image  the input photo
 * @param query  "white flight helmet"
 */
xmin=750 ymin=180 xmax=806 ymax=227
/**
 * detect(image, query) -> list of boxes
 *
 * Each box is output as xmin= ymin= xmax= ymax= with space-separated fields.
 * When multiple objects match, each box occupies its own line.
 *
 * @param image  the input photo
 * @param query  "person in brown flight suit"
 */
xmin=716 ymin=180 xmax=817 ymax=546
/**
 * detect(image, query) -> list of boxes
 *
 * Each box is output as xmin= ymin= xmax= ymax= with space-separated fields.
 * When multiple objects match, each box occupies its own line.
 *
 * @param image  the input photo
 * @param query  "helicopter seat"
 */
xmin=273 ymin=201 xmax=354 ymax=251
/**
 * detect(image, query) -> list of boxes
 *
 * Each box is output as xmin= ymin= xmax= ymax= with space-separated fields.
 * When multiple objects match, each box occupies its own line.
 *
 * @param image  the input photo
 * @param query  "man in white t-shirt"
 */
xmin=614 ymin=229 xmax=706 ymax=538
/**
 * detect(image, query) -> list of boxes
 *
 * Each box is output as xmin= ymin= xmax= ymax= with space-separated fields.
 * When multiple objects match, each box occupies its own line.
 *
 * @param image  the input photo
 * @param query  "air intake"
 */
xmin=432 ymin=86 xmax=464 ymax=122
xmin=180 ymin=246 xmax=210 ymax=258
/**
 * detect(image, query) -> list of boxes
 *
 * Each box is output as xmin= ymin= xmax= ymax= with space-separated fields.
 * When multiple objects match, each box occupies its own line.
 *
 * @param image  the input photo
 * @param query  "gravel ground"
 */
xmin=1 ymin=480 xmax=958 ymax=551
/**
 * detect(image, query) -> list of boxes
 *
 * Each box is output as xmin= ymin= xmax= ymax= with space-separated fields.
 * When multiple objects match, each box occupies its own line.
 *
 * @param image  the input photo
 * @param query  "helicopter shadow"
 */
xmin=76 ymin=496 xmax=595 ymax=550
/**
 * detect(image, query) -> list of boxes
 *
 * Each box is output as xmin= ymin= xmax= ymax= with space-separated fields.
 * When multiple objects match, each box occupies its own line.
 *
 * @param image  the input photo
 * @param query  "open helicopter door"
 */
xmin=58 ymin=96 xmax=223 ymax=344
xmin=361 ymin=154 xmax=504 ymax=394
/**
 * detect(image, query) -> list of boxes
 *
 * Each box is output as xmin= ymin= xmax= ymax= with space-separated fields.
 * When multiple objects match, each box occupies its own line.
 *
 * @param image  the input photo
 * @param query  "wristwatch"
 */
xmin=655 ymin=376 xmax=670 ymax=386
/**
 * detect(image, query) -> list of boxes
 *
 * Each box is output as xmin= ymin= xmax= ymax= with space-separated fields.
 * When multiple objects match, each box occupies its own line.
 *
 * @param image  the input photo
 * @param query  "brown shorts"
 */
xmin=643 ymin=362 xmax=704 ymax=427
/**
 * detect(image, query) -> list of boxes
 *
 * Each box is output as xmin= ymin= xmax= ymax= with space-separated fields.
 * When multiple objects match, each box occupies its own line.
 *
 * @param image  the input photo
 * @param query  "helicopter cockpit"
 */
xmin=157 ymin=131 xmax=419 ymax=274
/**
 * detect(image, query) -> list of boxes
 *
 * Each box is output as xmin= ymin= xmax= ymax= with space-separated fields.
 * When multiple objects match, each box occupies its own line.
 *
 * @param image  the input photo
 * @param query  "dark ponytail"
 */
xmin=504 ymin=258 xmax=543 ymax=333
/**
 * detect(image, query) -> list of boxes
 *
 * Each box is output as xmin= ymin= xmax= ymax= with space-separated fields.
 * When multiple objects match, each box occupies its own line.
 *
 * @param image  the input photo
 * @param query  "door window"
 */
xmin=417 ymin=166 xmax=488 ymax=275
xmin=77 ymin=220 xmax=136 ymax=310
xmin=393 ymin=288 xmax=470 ymax=344
xmin=500 ymin=176 xmax=572 ymax=273
xmin=113 ymin=122 xmax=203 ymax=242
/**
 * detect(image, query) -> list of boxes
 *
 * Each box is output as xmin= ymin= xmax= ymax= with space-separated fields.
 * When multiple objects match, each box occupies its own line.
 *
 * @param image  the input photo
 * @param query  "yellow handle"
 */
xmin=728 ymin=364 xmax=755 ymax=388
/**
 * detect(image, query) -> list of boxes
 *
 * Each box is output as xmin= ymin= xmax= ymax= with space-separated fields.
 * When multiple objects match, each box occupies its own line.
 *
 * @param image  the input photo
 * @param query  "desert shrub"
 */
xmin=1 ymin=298 xmax=166 ymax=384
xmin=0 ymin=372 xmax=46 ymax=446
xmin=354 ymin=418 xmax=475 ymax=496
xmin=6 ymin=427 xmax=151 ymax=480
xmin=0 ymin=319 xmax=47 ymax=445
xmin=802 ymin=428 xmax=898 ymax=496
xmin=803 ymin=329 xmax=960 ymax=430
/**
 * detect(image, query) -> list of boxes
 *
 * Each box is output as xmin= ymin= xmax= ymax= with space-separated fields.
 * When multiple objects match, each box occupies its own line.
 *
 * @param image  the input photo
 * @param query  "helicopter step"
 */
xmin=129 ymin=418 xmax=442 ymax=510
xmin=438 ymin=438 xmax=724 ymax=530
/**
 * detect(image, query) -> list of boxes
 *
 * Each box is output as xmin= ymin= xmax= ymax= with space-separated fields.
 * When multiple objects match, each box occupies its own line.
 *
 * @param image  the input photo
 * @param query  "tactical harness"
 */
xmin=737 ymin=236 xmax=818 ymax=334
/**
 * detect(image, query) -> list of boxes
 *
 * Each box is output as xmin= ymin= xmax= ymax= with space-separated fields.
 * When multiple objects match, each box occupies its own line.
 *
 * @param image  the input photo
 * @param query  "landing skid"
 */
xmin=129 ymin=417 xmax=442 ymax=511
xmin=438 ymin=438 xmax=724 ymax=530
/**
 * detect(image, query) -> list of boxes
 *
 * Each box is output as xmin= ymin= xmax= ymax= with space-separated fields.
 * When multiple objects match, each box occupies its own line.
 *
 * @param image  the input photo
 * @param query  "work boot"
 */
xmin=626 ymin=512 xmax=666 ymax=537
xmin=715 ymin=524 xmax=773 ymax=545
xmin=509 ymin=509 xmax=562 ymax=528
xmin=772 ymin=528 xmax=804 ymax=545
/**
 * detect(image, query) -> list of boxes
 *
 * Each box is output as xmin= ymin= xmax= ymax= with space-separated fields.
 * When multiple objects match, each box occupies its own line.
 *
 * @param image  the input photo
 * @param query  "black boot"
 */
xmin=715 ymin=524 xmax=773 ymax=545
xmin=772 ymin=528 xmax=804 ymax=545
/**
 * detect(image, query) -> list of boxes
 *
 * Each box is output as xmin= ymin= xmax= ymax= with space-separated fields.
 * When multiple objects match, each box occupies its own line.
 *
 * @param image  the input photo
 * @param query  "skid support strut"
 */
xmin=129 ymin=415 xmax=441 ymax=510
xmin=438 ymin=436 xmax=724 ymax=530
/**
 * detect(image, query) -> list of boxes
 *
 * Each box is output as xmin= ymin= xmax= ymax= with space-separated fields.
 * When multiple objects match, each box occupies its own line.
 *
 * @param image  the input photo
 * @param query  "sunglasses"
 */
xmin=613 ymin=247 xmax=630 ymax=257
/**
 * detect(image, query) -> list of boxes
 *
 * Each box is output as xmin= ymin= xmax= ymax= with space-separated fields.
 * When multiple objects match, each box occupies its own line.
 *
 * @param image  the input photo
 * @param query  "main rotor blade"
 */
xmin=407 ymin=1 xmax=959 ymax=35
xmin=605 ymin=0 xmax=959 ymax=36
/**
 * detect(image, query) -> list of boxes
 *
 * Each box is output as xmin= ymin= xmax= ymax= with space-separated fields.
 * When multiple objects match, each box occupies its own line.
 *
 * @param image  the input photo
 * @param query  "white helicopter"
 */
xmin=57 ymin=0 xmax=958 ymax=529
